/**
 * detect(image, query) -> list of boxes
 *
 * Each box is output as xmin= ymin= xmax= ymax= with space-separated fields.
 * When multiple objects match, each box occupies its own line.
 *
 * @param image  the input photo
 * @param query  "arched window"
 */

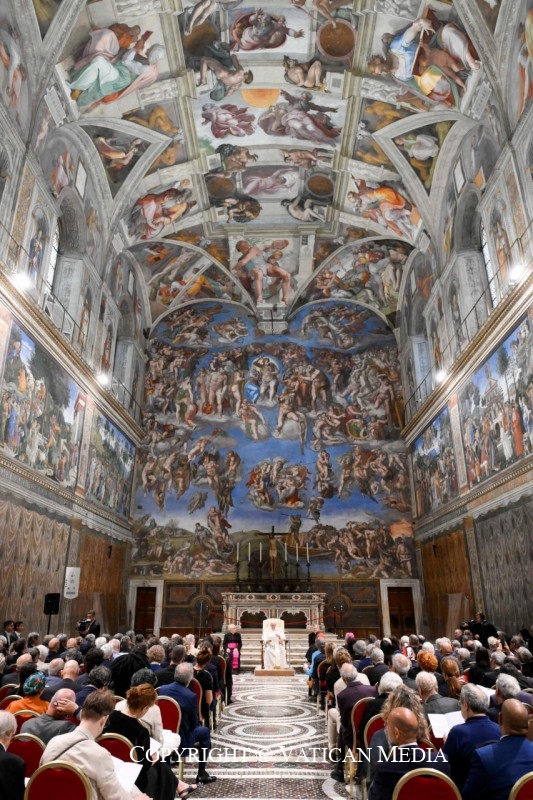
xmin=480 ymin=223 xmax=497 ymax=308
xmin=45 ymin=220 xmax=59 ymax=289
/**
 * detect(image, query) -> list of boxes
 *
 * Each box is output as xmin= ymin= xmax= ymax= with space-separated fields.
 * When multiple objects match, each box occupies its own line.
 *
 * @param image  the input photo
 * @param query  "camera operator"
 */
xmin=77 ymin=610 xmax=100 ymax=638
xmin=461 ymin=612 xmax=497 ymax=647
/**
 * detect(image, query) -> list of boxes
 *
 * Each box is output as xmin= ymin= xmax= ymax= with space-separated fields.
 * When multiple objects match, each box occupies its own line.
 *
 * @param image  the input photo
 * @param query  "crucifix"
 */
xmin=257 ymin=525 xmax=288 ymax=578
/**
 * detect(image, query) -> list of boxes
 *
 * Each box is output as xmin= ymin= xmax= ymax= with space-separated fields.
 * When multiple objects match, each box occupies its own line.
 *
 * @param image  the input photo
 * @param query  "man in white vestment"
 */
xmin=263 ymin=620 xmax=287 ymax=668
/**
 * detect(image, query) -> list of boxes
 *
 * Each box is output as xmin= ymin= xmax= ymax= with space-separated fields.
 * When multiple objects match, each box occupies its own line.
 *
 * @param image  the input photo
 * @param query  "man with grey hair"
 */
xmin=390 ymin=653 xmax=417 ymax=689
xmin=443 ymin=683 xmax=500 ymax=790
xmin=488 ymin=673 xmax=531 ymax=722
xmin=331 ymin=662 xmax=377 ymax=783
xmin=156 ymin=643 xmax=186 ymax=687
xmin=358 ymin=672 xmax=403 ymax=744
xmin=364 ymin=647 xmax=389 ymax=686
xmin=20 ymin=687 xmax=78 ymax=744
xmin=416 ymin=670 xmax=460 ymax=715
xmin=0 ymin=710 xmax=24 ymax=799
xmin=158 ymin=661 xmax=216 ymax=783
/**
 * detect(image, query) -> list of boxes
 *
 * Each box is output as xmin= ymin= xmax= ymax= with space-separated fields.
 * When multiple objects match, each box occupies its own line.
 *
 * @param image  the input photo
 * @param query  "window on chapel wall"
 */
xmin=45 ymin=221 xmax=59 ymax=289
xmin=481 ymin=223 xmax=498 ymax=308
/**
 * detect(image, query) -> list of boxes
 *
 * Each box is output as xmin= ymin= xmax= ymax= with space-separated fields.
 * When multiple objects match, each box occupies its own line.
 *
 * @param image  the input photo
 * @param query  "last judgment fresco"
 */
xmin=132 ymin=300 xmax=415 ymax=581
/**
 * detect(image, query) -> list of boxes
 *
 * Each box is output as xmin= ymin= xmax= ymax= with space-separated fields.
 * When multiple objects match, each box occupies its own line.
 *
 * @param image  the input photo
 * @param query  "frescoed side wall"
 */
xmin=85 ymin=406 xmax=136 ymax=518
xmin=132 ymin=299 xmax=415 ymax=582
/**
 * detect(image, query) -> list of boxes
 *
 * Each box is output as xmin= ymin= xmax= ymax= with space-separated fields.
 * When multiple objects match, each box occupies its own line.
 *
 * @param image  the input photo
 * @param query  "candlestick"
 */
xmin=306 ymin=542 xmax=309 ymax=563
xmin=285 ymin=542 xmax=287 ymax=562
xmin=296 ymin=543 xmax=299 ymax=562
xmin=260 ymin=541 xmax=262 ymax=561
xmin=248 ymin=541 xmax=251 ymax=562
xmin=237 ymin=542 xmax=239 ymax=562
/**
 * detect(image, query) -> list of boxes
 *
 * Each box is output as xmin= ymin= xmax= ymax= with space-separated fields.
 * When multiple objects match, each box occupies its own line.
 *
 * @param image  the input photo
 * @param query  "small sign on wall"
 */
xmin=64 ymin=567 xmax=81 ymax=600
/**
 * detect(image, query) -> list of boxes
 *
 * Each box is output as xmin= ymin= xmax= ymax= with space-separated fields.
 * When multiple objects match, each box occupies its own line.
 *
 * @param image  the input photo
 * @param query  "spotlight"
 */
xmin=508 ymin=263 xmax=526 ymax=286
xmin=435 ymin=369 xmax=447 ymax=384
xmin=96 ymin=372 xmax=110 ymax=386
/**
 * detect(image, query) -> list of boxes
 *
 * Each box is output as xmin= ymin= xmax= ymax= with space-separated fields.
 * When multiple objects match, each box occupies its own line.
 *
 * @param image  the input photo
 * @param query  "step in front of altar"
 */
xmin=254 ymin=667 xmax=295 ymax=676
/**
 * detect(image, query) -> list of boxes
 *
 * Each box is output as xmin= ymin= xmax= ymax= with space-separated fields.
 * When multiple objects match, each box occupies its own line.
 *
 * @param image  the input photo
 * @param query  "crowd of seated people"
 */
xmin=0 ymin=621 xmax=239 ymax=800
xmin=306 ymin=622 xmax=533 ymax=800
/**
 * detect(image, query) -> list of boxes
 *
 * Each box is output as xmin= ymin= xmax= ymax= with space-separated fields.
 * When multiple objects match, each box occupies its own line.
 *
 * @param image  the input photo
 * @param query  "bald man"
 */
xmin=41 ymin=659 xmax=80 ymax=701
xmin=462 ymin=698 xmax=533 ymax=800
xmin=367 ymin=707 xmax=450 ymax=800
xmin=20 ymin=688 xmax=77 ymax=744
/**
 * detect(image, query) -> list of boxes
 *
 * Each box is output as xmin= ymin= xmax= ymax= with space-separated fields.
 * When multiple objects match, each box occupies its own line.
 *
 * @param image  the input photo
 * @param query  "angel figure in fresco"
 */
xmin=368 ymin=13 xmax=480 ymax=107
xmin=132 ymin=184 xmax=195 ymax=240
xmin=243 ymin=168 xmax=298 ymax=195
xmin=198 ymin=54 xmax=253 ymax=97
xmin=184 ymin=0 xmax=244 ymax=36
xmin=258 ymin=90 xmax=340 ymax=144
xmin=94 ymin=135 xmax=143 ymax=176
xmin=517 ymin=10 xmax=533 ymax=118
xmin=230 ymin=10 xmax=304 ymax=51
xmin=215 ymin=144 xmax=258 ymax=176
xmin=283 ymin=56 xmax=326 ymax=89
xmin=0 ymin=26 xmax=26 ymax=121
xmin=68 ymin=27 xmax=165 ymax=110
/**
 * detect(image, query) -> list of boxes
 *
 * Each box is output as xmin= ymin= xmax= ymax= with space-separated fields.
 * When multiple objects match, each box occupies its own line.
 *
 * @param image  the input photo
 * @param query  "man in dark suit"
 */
xmin=416 ymin=671 xmax=460 ymax=716
xmin=331 ymin=663 xmax=376 ymax=782
xmin=390 ymin=653 xmax=417 ymax=690
xmin=0 ymin=710 xmax=25 ymax=800
xmin=367 ymin=707 xmax=450 ymax=800
xmin=158 ymin=661 xmax=216 ymax=784
xmin=443 ymin=683 xmax=500 ymax=790
xmin=155 ymin=644 xmax=185 ymax=687
xmin=462 ymin=699 xmax=533 ymax=800
xmin=78 ymin=610 xmax=100 ymax=638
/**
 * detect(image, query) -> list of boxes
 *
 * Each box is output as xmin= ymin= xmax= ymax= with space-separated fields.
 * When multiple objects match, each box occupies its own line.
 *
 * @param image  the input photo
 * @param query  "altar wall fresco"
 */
xmin=132 ymin=299 xmax=416 ymax=582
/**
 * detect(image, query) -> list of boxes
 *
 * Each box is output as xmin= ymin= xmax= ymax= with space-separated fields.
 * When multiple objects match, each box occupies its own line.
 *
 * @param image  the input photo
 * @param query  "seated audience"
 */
xmin=416 ymin=670 xmax=460 ymax=716
xmin=363 ymin=647 xmax=389 ymax=687
xmin=330 ymin=663 xmax=376 ymax=783
xmin=438 ymin=655 xmax=465 ymax=699
xmin=0 ymin=710 xmax=24 ymax=800
xmin=8 ymin=671 xmax=48 ymax=714
xmin=41 ymin=659 xmax=80 ymax=700
xmin=20 ymin=687 xmax=77 ymax=743
xmin=462 ymin=698 xmax=533 ymax=800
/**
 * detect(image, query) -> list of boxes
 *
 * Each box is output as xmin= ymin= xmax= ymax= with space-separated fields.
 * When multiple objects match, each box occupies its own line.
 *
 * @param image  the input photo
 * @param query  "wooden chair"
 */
xmin=361 ymin=714 xmax=385 ymax=800
xmin=0 ymin=684 xmax=19 ymax=703
xmin=346 ymin=696 xmax=375 ymax=796
xmin=509 ymin=771 xmax=533 ymax=800
xmin=24 ymin=760 xmax=92 ymax=799
xmin=0 ymin=693 xmax=22 ymax=709
xmin=14 ymin=710 xmax=40 ymax=733
xmin=8 ymin=733 xmax=45 ymax=778
xmin=391 ymin=767 xmax=462 ymax=800
xmin=97 ymin=733 xmax=137 ymax=762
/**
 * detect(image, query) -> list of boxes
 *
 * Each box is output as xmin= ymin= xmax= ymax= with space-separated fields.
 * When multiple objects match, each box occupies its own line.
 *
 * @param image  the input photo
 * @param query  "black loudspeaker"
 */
xmin=43 ymin=593 xmax=60 ymax=615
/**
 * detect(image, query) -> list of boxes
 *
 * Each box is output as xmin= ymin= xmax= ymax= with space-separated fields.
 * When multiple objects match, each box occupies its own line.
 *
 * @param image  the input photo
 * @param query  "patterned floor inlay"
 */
xmin=180 ymin=674 xmax=360 ymax=799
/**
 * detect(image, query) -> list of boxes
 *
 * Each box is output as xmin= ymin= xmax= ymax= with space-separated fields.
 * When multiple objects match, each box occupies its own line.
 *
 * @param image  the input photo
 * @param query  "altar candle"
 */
xmin=237 ymin=542 xmax=239 ymax=562
xmin=306 ymin=542 xmax=309 ymax=563
xmin=285 ymin=542 xmax=287 ymax=562
xmin=296 ymin=543 xmax=299 ymax=562
xmin=260 ymin=542 xmax=262 ymax=561
xmin=248 ymin=542 xmax=251 ymax=562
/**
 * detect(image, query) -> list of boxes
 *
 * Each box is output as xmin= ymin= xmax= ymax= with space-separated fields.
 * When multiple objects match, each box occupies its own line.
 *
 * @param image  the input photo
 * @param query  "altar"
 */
xmin=221 ymin=591 xmax=327 ymax=631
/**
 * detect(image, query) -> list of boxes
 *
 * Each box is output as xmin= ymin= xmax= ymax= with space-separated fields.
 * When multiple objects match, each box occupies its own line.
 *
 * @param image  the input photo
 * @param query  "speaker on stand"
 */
xmin=43 ymin=593 xmax=60 ymax=635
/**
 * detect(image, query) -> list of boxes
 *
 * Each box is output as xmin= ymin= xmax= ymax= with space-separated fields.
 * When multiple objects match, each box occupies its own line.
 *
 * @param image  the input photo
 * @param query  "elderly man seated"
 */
xmin=330 ymin=662 xmax=376 ymax=783
xmin=0 ymin=710 xmax=25 ymax=800
xmin=463 ymin=699 xmax=533 ymax=800
xmin=21 ymin=687 xmax=77 ymax=743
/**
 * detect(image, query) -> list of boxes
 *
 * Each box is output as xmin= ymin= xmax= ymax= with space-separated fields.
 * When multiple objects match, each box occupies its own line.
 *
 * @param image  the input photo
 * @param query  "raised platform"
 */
xmin=254 ymin=667 xmax=295 ymax=676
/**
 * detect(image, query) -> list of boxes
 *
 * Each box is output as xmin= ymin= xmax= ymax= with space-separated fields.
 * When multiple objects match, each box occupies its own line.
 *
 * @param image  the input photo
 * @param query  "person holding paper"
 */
xmin=40 ymin=690 xmax=152 ymax=800
xmin=443 ymin=684 xmax=500 ymax=791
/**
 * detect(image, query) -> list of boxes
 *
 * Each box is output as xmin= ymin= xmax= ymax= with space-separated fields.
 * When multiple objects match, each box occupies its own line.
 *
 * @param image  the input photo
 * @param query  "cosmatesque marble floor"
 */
xmin=180 ymin=674 xmax=357 ymax=800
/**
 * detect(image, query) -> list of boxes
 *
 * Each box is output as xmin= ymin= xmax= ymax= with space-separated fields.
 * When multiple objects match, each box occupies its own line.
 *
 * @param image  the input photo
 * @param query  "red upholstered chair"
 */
xmin=189 ymin=677 xmax=203 ymax=723
xmin=391 ymin=767 xmax=462 ymax=800
xmin=157 ymin=695 xmax=182 ymax=733
xmin=418 ymin=737 xmax=438 ymax=751
xmin=361 ymin=714 xmax=386 ymax=800
xmin=345 ymin=697 xmax=375 ymax=795
xmin=24 ymin=760 xmax=92 ymax=800
xmin=316 ymin=659 xmax=329 ymax=713
xmin=8 ymin=733 xmax=45 ymax=778
xmin=0 ymin=684 xmax=19 ymax=703
xmin=509 ymin=772 xmax=533 ymax=800
xmin=97 ymin=733 xmax=137 ymax=762
xmin=0 ymin=693 xmax=22 ymax=709
xmin=14 ymin=710 xmax=40 ymax=733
